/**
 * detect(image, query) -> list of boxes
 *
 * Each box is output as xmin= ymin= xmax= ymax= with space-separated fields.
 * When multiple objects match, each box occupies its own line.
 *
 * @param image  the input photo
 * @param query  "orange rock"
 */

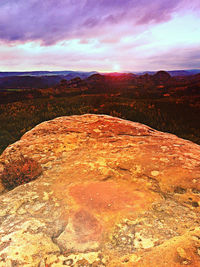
xmin=0 ymin=114 xmax=199 ymax=266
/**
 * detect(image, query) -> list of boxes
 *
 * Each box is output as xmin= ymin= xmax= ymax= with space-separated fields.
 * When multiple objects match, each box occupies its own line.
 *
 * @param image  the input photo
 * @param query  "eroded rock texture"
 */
xmin=0 ymin=114 xmax=199 ymax=266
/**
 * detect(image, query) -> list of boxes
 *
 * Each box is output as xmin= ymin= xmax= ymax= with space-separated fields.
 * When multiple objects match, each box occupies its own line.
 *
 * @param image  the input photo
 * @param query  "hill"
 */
xmin=134 ymin=69 xmax=200 ymax=76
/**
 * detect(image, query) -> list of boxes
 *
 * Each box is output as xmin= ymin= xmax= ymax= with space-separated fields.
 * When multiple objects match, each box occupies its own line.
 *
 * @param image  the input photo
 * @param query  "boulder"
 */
xmin=0 ymin=114 xmax=199 ymax=266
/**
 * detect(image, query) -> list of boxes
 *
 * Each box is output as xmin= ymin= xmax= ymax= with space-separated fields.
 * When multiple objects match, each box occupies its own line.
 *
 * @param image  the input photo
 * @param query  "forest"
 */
xmin=0 ymin=70 xmax=200 ymax=154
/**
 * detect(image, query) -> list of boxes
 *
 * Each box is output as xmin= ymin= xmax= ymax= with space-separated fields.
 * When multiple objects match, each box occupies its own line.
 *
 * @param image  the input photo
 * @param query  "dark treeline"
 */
xmin=0 ymin=70 xmax=200 ymax=154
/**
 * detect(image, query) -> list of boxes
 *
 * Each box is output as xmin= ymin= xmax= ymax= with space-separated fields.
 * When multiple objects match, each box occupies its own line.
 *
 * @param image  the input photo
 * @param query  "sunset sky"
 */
xmin=0 ymin=0 xmax=200 ymax=72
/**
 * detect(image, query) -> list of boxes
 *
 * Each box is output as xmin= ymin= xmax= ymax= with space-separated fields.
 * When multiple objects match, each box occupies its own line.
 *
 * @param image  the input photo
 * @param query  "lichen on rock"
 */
xmin=0 ymin=114 xmax=199 ymax=266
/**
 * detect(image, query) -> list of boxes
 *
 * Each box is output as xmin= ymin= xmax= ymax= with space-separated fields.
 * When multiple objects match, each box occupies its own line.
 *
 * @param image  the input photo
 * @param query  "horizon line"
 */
xmin=0 ymin=68 xmax=200 ymax=73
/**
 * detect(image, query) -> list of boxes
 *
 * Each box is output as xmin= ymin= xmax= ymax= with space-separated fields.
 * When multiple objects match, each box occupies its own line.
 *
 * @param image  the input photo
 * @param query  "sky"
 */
xmin=0 ymin=0 xmax=200 ymax=72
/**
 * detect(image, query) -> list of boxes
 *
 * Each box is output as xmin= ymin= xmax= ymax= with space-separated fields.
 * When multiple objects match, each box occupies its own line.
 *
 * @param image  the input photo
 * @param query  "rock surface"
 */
xmin=0 ymin=114 xmax=199 ymax=267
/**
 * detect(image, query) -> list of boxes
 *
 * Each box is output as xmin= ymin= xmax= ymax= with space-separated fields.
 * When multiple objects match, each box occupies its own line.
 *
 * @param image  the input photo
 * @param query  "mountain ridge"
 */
xmin=0 ymin=70 xmax=97 ymax=78
xmin=0 ymin=69 xmax=199 ymax=78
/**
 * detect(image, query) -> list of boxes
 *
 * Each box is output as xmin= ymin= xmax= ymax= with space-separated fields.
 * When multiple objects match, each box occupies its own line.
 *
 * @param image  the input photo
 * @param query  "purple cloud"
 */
xmin=144 ymin=46 xmax=200 ymax=70
xmin=0 ymin=0 xmax=199 ymax=45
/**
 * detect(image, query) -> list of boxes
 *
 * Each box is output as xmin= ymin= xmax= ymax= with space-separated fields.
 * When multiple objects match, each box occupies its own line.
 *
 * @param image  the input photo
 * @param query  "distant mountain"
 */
xmin=0 ymin=70 xmax=97 ymax=78
xmin=134 ymin=69 xmax=200 ymax=77
xmin=0 ymin=69 xmax=200 ymax=90
xmin=167 ymin=70 xmax=191 ymax=76
xmin=134 ymin=71 xmax=156 ymax=76
xmin=0 ymin=71 xmax=97 ymax=89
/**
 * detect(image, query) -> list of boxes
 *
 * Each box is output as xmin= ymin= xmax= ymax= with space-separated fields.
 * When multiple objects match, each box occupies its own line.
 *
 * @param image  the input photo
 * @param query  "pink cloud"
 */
xmin=0 ymin=0 xmax=199 ymax=45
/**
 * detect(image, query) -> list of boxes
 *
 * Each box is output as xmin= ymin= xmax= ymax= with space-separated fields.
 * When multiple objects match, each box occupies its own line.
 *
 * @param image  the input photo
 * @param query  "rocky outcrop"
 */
xmin=0 ymin=114 xmax=199 ymax=266
xmin=153 ymin=70 xmax=171 ymax=82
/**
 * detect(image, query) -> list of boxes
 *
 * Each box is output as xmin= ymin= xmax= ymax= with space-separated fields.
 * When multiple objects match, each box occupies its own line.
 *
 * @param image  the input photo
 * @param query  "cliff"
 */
xmin=0 ymin=114 xmax=199 ymax=266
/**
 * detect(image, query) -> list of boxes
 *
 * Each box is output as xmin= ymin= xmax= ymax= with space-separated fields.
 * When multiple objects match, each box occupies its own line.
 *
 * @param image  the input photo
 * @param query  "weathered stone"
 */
xmin=0 ymin=114 xmax=199 ymax=266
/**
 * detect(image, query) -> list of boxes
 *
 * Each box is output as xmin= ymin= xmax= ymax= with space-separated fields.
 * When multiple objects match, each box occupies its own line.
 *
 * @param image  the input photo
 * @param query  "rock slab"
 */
xmin=0 ymin=114 xmax=200 ymax=266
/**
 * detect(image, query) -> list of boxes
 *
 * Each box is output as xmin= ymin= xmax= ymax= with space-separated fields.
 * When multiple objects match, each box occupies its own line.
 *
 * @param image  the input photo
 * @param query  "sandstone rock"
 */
xmin=0 ymin=114 xmax=199 ymax=266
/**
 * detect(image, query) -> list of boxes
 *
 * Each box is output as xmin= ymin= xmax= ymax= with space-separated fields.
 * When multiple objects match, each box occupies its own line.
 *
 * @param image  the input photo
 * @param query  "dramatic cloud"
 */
xmin=0 ymin=0 xmax=199 ymax=45
xmin=0 ymin=0 xmax=200 ymax=71
xmin=145 ymin=46 xmax=200 ymax=70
